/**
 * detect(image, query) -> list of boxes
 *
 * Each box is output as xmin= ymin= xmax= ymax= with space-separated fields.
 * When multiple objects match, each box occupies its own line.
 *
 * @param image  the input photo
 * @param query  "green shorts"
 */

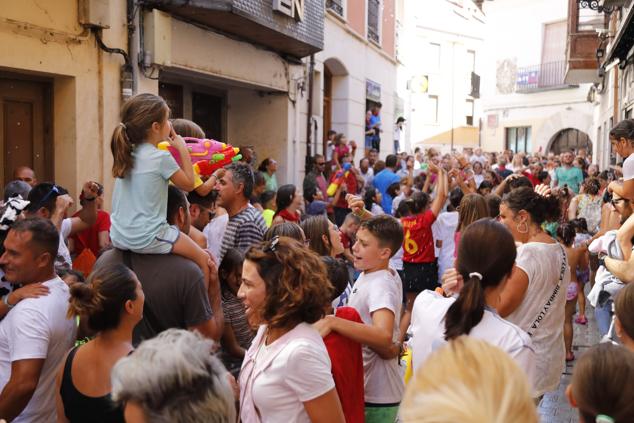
xmin=365 ymin=404 xmax=400 ymax=423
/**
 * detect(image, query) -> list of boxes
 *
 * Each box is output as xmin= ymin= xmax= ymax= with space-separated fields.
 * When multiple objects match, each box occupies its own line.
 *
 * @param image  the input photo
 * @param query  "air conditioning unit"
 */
xmin=79 ymin=0 xmax=110 ymax=28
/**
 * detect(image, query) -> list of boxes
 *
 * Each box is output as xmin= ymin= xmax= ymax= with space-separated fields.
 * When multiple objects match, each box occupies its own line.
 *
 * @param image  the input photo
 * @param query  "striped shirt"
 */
xmin=219 ymin=204 xmax=266 ymax=261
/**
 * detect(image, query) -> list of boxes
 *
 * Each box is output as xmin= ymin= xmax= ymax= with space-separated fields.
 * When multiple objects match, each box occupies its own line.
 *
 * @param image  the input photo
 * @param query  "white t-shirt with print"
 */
xmin=506 ymin=242 xmax=569 ymax=397
xmin=623 ymin=153 xmax=634 ymax=181
xmin=409 ymin=290 xmax=535 ymax=387
xmin=0 ymin=277 xmax=76 ymax=422
xmin=251 ymin=323 xmax=335 ymax=423
xmin=57 ymin=218 xmax=72 ymax=267
xmin=347 ymin=268 xmax=404 ymax=404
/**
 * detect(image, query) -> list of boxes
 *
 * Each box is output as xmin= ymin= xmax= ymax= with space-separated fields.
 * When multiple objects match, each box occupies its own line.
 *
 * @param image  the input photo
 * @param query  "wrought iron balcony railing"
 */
xmin=326 ymin=0 xmax=344 ymax=17
xmin=516 ymin=61 xmax=569 ymax=92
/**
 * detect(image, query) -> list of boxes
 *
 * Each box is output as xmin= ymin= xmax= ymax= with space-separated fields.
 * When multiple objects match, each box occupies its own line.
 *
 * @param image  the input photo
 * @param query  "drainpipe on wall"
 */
xmin=305 ymin=54 xmax=315 ymax=174
xmin=125 ymin=0 xmax=138 ymax=97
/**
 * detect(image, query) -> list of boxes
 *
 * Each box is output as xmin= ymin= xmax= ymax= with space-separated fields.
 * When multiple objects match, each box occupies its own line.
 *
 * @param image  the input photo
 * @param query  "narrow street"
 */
xmin=539 ymin=285 xmax=602 ymax=423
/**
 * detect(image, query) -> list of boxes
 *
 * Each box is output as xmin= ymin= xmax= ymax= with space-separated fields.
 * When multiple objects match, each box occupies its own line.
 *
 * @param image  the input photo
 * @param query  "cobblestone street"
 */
xmin=538 ymin=288 xmax=602 ymax=423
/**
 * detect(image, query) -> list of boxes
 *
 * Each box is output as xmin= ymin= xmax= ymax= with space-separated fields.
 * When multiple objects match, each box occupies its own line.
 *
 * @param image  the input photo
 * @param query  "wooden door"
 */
xmin=0 ymin=76 xmax=53 ymax=190
xmin=323 ymin=67 xmax=332 ymax=156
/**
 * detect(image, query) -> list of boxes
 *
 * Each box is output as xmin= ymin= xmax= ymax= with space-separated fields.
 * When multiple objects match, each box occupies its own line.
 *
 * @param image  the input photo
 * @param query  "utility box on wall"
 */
xmin=143 ymin=9 xmax=172 ymax=66
xmin=78 ymin=0 xmax=111 ymax=28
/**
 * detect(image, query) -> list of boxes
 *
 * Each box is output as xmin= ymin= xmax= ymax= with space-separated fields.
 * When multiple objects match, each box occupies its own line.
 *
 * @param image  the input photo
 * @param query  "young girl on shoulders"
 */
xmin=109 ymin=94 xmax=210 ymax=284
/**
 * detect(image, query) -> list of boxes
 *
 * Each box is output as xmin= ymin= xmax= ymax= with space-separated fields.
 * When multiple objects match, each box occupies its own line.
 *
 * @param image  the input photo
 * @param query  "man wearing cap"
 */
xmin=394 ymin=117 xmax=406 ymax=155
xmin=24 ymin=182 xmax=99 ymax=267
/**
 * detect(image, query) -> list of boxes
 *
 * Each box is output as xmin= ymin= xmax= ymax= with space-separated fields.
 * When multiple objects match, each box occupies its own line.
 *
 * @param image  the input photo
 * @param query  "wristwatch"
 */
xmin=2 ymin=294 xmax=15 ymax=309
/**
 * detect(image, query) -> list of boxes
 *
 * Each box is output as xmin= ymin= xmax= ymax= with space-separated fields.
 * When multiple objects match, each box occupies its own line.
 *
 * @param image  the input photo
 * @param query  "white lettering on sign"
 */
xmin=273 ymin=0 xmax=304 ymax=21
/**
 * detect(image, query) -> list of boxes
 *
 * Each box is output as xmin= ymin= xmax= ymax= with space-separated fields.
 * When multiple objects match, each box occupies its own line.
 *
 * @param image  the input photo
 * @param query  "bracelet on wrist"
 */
xmin=3 ymin=294 xmax=15 ymax=309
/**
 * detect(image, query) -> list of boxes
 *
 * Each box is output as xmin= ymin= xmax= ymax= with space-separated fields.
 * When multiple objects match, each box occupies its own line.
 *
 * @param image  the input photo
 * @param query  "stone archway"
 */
xmin=322 ymin=58 xmax=349 ymax=154
xmin=547 ymin=128 xmax=592 ymax=155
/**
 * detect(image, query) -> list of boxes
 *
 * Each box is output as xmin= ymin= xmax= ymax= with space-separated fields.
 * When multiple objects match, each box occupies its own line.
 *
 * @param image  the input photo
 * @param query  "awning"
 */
xmin=606 ymin=4 xmax=634 ymax=63
xmin=421 ymin=126 xmax=479 ymax=147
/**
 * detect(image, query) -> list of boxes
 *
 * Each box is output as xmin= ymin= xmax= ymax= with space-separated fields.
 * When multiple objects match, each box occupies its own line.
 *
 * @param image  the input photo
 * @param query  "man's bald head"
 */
xmin=13 ymin=166 xmax=37 ymax=187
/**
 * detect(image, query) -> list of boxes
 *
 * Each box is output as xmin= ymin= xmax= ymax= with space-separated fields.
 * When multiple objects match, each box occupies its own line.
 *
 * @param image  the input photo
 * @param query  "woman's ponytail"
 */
xmin=67 ymin=282 xmax=102 ymax=319
xmin=111 ymin=124 xmax=133 ymax=178
xmin=110 ymin=93 xmax=170 ymax=178
xmin=444 ymin=275 xmax=486 ymax=340
xmin=444 ymin=219 xmax=518 ymax=340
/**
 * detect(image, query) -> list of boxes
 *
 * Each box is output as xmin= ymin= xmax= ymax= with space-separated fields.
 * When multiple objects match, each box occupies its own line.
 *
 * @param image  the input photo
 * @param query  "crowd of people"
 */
xmin=0 ymin=92 xmax=633 ymax=423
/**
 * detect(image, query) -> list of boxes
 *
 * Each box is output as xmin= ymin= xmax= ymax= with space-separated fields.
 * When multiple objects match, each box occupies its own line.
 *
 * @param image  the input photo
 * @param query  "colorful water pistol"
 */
xmin=327 ymin=163 xmax=352 ymax=197
xmin=158 ymin=137 xmax=242 ymax=177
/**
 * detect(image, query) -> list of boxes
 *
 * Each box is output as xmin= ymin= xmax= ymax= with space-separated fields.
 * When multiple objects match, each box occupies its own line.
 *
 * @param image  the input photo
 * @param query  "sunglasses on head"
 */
xmin=34 ymin=185 xmax=61 ymax=210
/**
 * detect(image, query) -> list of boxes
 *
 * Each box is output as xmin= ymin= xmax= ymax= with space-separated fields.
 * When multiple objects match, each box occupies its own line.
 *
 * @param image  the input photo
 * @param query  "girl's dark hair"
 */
xmin=476 ymin=180 xmax=493 ymax=194
xmin=502 ymin=187 xmax=561 ymax=225
xmin=557 ymin=223 xmax=576 ymax=247
xmin=449 ymin=187 xmax=464 ymax=210
xmin=609 ymin=119 xmax=634 ymax=141
xmin=304 ymin=186 xmax=318 ymax=203
xmin=583 ymin=177 xmax=601 ymax=196
xmin=245 ymin=237 xmax=332 ymax=328
xmin=571 ymin=343 xmax=634 ymax=423
xmin=394 ymin=200 xmax=411 ymax=218
xmin=274 ymin=184 xmax=296 ymax=216
xmin=321 ymin=256 xmax=350 ymax=302
xmin=68 ymin=264 xmax=139 ymax=332
xmin=111 ymin=93 xmax=169 ymax=178
xmin=257 ymin=158 xmax=273 ymax=173
xmin=219 ymin=248 xmax=244 ymax=292
xmin=570 ymin=217 xmax=588 ymax=234
xmin=264 ymin=222 xmax=304 ymax=242
xmin=364 ymin=187 xmax=378 ymax=210
xmin=615 ymin=283 xmax=634 ymax=342
xmin=508 ymin=176 xmax=533 ymax=191
xmin=334 ymin=133 xmax=346 ymax=146
xmin=387 ymin=182 xmax=400 ymax=198
xmin=260 ymin=190 xmax=276 ymax=209
xmin=537 ymin=171 xmax=550 ymax=183
xmin=408 ymin=191 xmax=430 ymax=214
xmin=253 ymin=171 xmax=266 ymax=188
xmin=444 ymin=219 xmax=516 ymax=340
xmin=301 ymin=215 xmax=332 ymax=256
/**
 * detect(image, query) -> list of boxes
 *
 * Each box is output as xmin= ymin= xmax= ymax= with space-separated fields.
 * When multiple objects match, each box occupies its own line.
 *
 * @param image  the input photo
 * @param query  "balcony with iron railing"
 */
xmin=515 ymin=61 xmax=571 ymax=93
xmin=326 ymin=0 xmax=344 ymax=17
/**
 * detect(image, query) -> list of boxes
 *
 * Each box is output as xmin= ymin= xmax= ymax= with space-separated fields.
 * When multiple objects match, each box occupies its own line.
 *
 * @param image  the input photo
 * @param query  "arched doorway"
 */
xmin=548 ymin=128 xmax=592 ymax=155
xmin=322 ymin=58 xmax=348 ymax=155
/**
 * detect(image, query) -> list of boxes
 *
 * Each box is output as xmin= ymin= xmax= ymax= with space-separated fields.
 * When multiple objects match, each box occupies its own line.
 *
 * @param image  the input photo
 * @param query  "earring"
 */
xmin=516 ymin=221 xmax=529 ymax=234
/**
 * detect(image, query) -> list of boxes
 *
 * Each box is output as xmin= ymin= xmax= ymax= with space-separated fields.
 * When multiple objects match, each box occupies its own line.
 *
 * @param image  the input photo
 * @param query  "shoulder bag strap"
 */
xmin=526 ymin=244 xmax=568 ymax=337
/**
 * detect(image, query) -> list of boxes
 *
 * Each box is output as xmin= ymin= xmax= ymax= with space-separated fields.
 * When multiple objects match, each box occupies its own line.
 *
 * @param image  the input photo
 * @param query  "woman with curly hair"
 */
xmin=238 ymin=236 xmax=345 ymax=423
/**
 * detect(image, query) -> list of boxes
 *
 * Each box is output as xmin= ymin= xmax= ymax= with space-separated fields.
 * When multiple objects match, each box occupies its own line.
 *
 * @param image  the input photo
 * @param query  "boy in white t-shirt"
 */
xmin=315 ymin=214 xmax=404 ymax=423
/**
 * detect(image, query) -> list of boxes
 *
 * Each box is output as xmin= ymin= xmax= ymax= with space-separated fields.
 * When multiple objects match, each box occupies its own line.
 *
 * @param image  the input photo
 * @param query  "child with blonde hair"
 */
xmin=401 ymin=337 xmax=538 ymax=423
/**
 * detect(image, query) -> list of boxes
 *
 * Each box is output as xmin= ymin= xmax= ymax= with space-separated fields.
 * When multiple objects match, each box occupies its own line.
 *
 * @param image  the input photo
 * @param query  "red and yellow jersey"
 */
xmin=401 ymin=210 xmax=437 ymax=264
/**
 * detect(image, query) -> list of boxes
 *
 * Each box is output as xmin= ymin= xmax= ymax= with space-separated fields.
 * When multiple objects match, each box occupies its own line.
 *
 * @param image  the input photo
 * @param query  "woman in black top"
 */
xmin=55 ymin=264 xmax=144 ymax=423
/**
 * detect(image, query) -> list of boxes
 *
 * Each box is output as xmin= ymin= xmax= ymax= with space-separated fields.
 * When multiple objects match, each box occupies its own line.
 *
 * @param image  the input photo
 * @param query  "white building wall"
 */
xmin=397 ymin=0 xmax=485 ymax=154
xmin=313 ymin=15 xmax=398 ymax=159
xmin=480 ymin=0 xmax=594 ymax=154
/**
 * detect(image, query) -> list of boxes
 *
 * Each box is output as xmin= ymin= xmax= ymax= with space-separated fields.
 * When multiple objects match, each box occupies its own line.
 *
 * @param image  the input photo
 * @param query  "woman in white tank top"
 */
xmin=496 ymin=186 xmax=570 ymax=399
